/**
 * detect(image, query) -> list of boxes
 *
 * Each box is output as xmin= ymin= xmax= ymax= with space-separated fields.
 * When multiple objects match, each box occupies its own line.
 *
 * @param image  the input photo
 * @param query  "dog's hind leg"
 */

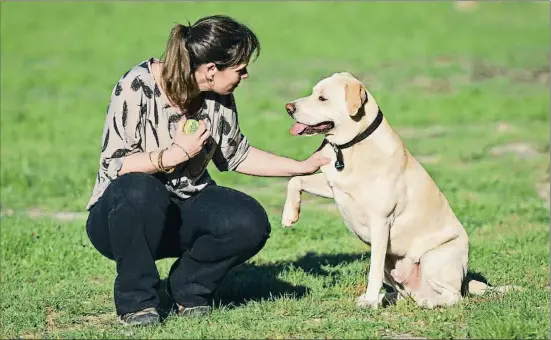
xmin=282 ymin=173 xmax=333 ymax=227
xmin=407 ymin=224 xmax=464 ymax=264
xmin=412 ymin=275 xmax=462 ymax=309
xmin=413 ymin=241 xmax=468 ymax=308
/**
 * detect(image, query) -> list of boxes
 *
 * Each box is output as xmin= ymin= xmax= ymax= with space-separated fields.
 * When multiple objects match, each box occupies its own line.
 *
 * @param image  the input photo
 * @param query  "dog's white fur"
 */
xmin=282 ymin=72 xmax=487 ymax=308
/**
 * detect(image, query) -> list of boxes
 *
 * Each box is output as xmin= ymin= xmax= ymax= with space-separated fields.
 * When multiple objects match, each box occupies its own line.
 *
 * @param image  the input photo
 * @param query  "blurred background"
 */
xmin=1 ymin=1 xmax=549 ymax=214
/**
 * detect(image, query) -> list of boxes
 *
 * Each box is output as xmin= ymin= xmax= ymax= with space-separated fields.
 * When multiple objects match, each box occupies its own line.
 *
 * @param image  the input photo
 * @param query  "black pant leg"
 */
xmin=167 ymin=184 xmax=272 ymax=307
xmin=86 ymin=172 xmax=174 ymax=316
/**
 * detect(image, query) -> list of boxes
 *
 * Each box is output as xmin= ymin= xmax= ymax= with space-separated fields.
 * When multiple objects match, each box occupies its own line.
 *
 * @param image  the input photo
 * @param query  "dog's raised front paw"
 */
xmin=281 ymin=203 xmax=299 ymax=228
xmin=281 ymin=201 xmax=299 ymax=228
xmin=281 ymin=215 xmax=298 ymax=228
xmin=355 ymin=293 xmax=382 ymax=309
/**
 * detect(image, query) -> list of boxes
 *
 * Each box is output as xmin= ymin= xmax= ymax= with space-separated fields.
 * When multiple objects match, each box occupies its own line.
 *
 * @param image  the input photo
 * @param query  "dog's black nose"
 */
xmin=286 ymin=102 xmax=296 ymax=116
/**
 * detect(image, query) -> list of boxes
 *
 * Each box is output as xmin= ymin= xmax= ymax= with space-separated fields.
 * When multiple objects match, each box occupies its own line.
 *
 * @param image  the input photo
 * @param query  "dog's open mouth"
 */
xmin=289 ymin=121 xmax=334 ymax=136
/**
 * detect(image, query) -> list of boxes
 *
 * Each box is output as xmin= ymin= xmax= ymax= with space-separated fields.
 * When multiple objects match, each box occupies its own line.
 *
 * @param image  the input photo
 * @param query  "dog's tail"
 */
xmin=465 ymin=278 xmax=524 ymax=296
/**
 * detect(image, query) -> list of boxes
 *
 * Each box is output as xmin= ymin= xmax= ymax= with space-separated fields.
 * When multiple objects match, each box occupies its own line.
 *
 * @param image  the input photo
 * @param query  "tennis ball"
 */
xmin=183 ymin=119 xmax=200 ymax=135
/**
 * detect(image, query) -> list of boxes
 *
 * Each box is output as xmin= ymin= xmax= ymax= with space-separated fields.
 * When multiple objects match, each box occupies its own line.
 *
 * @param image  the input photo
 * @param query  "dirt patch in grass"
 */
xmin=408 ymin=58 xmax=549 ymax=93
xmin=18 ymin=307 xmax=61 ymax=339
xmin=396 ymin=125 xmax=450 ymax=139
xmin=270 ymin=56 xmax=548 ymax=97
xmin=45 ymin=307 xmax=58 ymax=333
xmin=411 ymin=75 xmax=458 ymax=94
xmin=19 ymin=308 xmax=115 ymax=339
xmin=0 ymin=206 xmax=87 ymax=221
xmin=469 ymin=60 xmax=549 ymax=84
xmin=396 ymin=122 xmax=520 ymax=140
xmin=417 ymin=155 xmax=441 ymax=165
xmin=75 ymin=312 xmax=116 ymax=328
xmin=488 ymin=142 xmax=543 ymax=159
xmin=382 ymin=331 xmax=428 ymax=340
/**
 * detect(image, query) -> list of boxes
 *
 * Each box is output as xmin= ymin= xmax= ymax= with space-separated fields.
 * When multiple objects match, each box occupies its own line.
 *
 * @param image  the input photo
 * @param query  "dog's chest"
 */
xmin=322 ymin=167 xmax=373 ymax=243
xmin=332 ymin=189 xmax=373 ymax=243
xmin=320 ymin=147 xmax=387 ymax=244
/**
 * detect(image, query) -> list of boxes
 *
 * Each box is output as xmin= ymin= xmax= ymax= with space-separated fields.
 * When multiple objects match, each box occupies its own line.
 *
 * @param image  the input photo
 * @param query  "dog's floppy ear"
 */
xmin=345 ymin=82 xmax=367 ymax=116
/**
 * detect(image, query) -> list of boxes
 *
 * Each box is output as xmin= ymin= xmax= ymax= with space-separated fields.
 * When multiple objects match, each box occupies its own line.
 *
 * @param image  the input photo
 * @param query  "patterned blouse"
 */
xmin=86 ymin=58 xmax=251 ymax=210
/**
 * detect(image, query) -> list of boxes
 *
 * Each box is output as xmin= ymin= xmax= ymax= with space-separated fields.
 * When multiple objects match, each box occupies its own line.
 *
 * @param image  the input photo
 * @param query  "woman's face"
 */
xmin=210 ymin=63 xmax=249 ymax=95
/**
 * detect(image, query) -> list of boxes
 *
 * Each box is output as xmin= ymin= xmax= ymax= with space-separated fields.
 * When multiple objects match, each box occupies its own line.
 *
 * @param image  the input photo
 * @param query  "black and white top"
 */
xmin=86 ymin=58 xmax=251 ymax=210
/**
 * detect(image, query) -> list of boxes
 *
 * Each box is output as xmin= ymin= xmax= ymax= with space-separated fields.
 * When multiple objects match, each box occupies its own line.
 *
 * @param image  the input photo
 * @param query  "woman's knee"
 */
xmin=106 ymin=172 xmax=169 ymax=210
xmin=226 ymin=192 xmax=271 ymax=252
xmin=186 ymin=186 xmax=271 ymax=255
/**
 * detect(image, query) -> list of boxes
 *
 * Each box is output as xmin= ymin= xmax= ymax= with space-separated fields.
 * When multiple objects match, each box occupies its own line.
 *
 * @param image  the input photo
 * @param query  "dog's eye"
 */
xmin=318 ymin=96 xmax=327 ymax=102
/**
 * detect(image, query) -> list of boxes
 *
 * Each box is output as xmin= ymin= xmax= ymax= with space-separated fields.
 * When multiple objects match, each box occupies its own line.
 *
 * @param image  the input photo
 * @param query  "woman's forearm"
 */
xmin=235 ymin=147 xmax=304 ymax=177
xmin=118 ymin=146 xmax=187 ymax=176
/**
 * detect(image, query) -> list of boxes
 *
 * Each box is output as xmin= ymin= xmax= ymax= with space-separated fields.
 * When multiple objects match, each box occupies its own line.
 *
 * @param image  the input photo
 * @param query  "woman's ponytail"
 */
xmin=160 ymin=23 xmax=196 ymax=114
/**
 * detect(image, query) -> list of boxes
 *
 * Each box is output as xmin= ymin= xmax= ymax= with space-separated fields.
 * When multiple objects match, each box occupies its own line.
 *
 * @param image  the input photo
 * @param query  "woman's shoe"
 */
xmin=177 ymin=304 xmax=212 ymax=317
xmin=165 ymin=282 xmax=212 ymax=318
xmin=119 ymin=307 xmax=160 ymax=326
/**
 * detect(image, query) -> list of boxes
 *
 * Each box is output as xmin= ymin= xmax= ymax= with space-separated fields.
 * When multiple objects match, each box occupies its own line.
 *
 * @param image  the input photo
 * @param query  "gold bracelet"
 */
xmin=148 ymin=151 xmax=162 ymax=173
xmin=157 ymin=148 xmax=175 ymax=174
xmin=172 ymin=142 xmax=190 ymax=161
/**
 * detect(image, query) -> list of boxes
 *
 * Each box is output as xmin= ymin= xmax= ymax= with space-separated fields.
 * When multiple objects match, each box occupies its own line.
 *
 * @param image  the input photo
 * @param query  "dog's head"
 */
xmin=285 ymin=72 xmax=379 ymax=145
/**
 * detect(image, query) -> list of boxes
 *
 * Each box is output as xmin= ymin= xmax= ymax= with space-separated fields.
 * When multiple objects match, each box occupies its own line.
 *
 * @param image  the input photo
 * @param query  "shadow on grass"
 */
xmin=157 ymin=251 xmax=491 ymax=316
xmin=154 ymin=251 xmax=366 ymax=318
xmin=213 ymin=251 xmax=368 ymax=308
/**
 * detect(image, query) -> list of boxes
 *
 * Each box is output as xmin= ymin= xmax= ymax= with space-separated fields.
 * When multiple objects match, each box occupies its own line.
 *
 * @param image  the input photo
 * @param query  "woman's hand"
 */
xmin=298 ymin=150 xmax=331 ymax=175
xmin=175 ymin=119 xmax=210 ymax=158
xmin=164 ymin=119 xmax=210 ymax=167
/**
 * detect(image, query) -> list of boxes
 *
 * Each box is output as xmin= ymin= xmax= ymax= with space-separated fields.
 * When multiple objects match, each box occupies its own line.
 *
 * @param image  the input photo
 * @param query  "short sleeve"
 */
xmin=212 ymin=94 xmax=251 ymax=172
xmin=98 ymin=74 xmax=145 ymax=179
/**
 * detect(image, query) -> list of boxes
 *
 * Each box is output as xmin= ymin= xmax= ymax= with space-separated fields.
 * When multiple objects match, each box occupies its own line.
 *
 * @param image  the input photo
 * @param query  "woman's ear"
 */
xmin=205 ymin=62 xmax=218 ymax=79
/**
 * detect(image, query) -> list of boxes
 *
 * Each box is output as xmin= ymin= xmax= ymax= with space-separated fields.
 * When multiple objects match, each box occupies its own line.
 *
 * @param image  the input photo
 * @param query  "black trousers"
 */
xmin=86 ymin=172 xmax=271 ymax=316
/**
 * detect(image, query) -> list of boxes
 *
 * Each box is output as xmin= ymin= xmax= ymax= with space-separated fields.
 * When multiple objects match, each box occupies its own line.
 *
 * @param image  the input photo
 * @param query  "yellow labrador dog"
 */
xmin=282 ymin=72 xmax=492 ymax=309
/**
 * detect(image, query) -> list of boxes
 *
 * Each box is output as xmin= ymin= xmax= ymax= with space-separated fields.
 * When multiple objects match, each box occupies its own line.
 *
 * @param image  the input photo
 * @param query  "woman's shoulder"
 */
xmin=111 ymin=58 xmax=158 ymax=98
xmin=115 ymin=58 xmax=156 ymax=88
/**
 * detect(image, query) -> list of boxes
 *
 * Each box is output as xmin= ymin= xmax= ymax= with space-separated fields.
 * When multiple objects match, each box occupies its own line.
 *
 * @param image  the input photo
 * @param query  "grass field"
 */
xmin=1 ymin=1 xmax=550 ymax=339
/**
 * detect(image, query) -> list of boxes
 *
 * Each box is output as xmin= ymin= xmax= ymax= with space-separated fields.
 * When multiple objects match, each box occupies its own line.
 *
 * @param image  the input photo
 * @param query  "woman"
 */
xmin=85 ymin=14 xmax=329 ymax=326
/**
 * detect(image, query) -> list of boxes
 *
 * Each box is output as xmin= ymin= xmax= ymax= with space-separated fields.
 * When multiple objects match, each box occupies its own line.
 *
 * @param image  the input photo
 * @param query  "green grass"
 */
xmin=1 ymin=1 xmax=549 ymax=339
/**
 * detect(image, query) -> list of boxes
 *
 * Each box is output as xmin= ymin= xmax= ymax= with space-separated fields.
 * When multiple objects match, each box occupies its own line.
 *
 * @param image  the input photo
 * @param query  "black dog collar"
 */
xmin=323 ymin=109 xmax=384 ymax=172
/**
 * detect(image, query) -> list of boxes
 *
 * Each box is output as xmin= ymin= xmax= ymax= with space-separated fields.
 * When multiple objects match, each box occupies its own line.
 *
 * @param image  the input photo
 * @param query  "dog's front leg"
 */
xmin=356 ymin=218 xmax=390 ymax=309
xmin=282 ymin=173 xmax=333 ymax=227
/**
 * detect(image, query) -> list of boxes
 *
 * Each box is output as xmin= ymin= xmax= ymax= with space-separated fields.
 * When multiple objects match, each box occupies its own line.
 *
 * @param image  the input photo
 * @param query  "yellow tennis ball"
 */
xmin=183 ymin=119 xmax=200 ymax=135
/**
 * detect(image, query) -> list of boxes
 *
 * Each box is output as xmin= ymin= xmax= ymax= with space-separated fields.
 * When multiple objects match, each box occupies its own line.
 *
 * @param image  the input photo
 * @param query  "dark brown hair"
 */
xmin=160 ymin=15 xmax=260 ymax=113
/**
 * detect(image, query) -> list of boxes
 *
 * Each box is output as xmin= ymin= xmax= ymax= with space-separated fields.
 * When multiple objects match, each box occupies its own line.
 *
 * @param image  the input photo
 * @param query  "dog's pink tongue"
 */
xmin=290 ymin=123 xmax=308 ymax=136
